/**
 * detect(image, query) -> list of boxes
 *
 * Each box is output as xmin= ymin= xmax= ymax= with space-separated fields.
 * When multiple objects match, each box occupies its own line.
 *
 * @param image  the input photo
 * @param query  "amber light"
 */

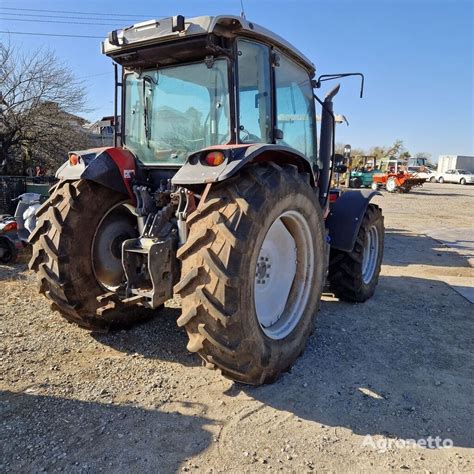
xmin=3 ymin=222 xmax=17 ymax=232
xmin=204 ymin=151 xmax=225 ymax=166
xmin=69 ymin=154 xmax=79 ymax=166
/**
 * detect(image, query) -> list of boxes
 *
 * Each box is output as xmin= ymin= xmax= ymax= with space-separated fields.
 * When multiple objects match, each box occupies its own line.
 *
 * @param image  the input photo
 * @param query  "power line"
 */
xmin=0 ymin=12 xmax=142 ymax=22
xmin=0 ymin=17 xmax=124 ymax=27
xmin=0 ymin=30 xmax=104 ymax=39
xmin=0 ymin=6 xmax=154 ymax=18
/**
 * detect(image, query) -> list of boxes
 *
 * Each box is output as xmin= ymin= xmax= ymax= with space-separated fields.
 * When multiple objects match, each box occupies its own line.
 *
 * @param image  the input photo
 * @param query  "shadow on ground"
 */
xmin=237 ymin=271 xmax=473 ymax=448
xmin=0 ymin=391 xmax=213 ymax=471
xmin=384 ymin=228 xmax=473 ymax=267
xmin=92 ymin=306 xmax=201 ymax=368
xmin=92 ymin=230 xmax=472 ymax=448
xmin=0 ymin=263 xmax=29 ymax=281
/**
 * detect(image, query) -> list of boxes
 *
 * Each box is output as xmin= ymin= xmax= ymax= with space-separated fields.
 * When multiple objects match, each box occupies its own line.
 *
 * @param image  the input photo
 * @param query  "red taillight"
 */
xmin=69 ymin=153 xmax=79 ymax=166
xmin=3 ymin=222 xmax=17 ymax=232
xmin=204 ymin=151 xmax=225 ymax=166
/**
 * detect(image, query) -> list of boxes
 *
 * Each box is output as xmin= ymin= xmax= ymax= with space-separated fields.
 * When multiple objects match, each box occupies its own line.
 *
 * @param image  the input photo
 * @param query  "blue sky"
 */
xmin=1 ymin=0 xmax=472 ymax=160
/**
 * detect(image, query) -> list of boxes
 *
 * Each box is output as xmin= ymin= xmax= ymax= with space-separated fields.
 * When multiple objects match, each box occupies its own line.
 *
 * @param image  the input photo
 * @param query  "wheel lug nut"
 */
xmin=262 ymin=280 xmax=266 ymax=284
xmin=266 ymin=274 xmax=269 ymax=278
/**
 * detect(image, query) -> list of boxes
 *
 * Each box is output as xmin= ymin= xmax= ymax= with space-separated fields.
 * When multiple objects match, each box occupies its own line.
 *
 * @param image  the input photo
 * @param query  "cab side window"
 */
xmin=237 ymin=40 xmax=272 ymax=143
xmin=274 ymin=54 xmax=315 ymax=158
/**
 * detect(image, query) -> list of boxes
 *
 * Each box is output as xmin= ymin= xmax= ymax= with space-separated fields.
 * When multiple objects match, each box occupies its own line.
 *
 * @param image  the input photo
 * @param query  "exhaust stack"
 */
xmin=318 ymin=84 xmax=340 ymax=207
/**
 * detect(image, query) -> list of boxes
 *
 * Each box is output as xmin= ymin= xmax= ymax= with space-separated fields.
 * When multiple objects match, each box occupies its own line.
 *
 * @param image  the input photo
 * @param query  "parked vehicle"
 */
xmin=436 ymin=169 xmax=474 ymax=185
xmin=0 ymin=215 xmax=22 ymax=263
xmin=29 ymin=14 xmax=385 ymax=385
xmin=0 ymin=193 xmax=45 ymax=264
xmin=349 ymin=156 xmax=377 ymax=188
xmin=407 ymin=166 xmax=437 ymax=182
xmin=372 ymin=159 xmax=425 ymax=192
xmin=437 ymin=155 xmax=474 ymax=174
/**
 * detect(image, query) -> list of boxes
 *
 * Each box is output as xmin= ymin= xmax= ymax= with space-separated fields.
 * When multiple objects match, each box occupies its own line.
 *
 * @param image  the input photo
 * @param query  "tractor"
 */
xmin=372 ymin=158 xmax=425 ymax=193
xmin=29 ymin=15 xmax=384 ymax=385
xmin=349 ymin=155 xmax=377 ymax=188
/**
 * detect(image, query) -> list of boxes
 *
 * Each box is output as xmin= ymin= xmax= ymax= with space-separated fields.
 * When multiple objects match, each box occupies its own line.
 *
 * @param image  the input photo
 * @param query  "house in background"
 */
xmin=84 ymin=116 xmax=120 ymax=147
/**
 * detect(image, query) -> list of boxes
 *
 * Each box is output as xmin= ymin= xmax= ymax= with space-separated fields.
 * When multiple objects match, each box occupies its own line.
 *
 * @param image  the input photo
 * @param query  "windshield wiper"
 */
xmin=141 ymin=75 xmax=157 ymax=147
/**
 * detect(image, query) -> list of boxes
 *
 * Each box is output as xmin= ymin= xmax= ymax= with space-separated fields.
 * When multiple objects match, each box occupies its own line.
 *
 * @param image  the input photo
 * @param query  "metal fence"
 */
xmin=0 ymin=176 xmax=56 ymax=215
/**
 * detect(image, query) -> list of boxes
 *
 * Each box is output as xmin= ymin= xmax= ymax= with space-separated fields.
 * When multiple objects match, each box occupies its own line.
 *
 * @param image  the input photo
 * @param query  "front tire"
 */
xmin=386 ymin=177 xmax=397 ymax=193
xmin=460 ymin=178 xmax=466 ymax=185
xmin=175 ymin=164 xmax=326 ymax=384
xmin=28 ymin=180 xmax=147 ymax=330
xmin=438 ymin=177 xmax=444 ymax=183
xmin=328 ymin=204 xmax=384 ymax=302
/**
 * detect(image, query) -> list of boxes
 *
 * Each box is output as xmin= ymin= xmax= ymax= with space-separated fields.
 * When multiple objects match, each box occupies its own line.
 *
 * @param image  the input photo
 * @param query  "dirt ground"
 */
xmin=1 ymin=182 xmax=473 ymax=472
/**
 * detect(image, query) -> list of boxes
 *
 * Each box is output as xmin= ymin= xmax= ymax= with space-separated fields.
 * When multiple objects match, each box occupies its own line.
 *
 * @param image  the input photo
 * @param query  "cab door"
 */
xmin=236 ymin=40 xmax=272 ymax=144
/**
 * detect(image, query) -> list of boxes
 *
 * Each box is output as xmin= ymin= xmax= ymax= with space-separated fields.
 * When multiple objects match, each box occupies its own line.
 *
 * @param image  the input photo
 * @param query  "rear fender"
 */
xmin=171 ymin=144 xmax=317 ymax=186
xmin=326 ymin=189 xmax=381 ymax=252
xmin=56 ymin=147 xmax=136 ymax=199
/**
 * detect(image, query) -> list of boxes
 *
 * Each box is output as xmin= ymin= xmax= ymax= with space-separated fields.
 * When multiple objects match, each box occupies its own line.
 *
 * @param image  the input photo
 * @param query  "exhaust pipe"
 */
xmin=318 ymin=84 xmax=340 ymax=207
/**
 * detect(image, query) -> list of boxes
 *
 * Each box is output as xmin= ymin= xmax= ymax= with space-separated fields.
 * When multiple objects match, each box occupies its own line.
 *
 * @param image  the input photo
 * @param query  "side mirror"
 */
xmin=344 ymin=144 xmax=352 ymax=159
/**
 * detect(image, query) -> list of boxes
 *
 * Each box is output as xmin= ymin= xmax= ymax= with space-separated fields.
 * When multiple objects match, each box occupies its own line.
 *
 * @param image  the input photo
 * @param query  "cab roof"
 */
xmin=102 ymin=14 xmax=315 ymax=75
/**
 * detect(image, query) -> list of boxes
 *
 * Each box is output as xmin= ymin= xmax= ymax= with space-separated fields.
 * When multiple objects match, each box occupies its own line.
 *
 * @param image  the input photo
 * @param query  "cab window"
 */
xmin=236 ymin=40 xmax=272 ymax=143
xmin=274 ymin=54 xmax=315 ymax=158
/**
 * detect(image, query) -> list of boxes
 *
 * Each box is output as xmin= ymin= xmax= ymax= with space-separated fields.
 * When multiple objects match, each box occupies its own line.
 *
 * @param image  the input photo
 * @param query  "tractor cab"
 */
xmin=102 ymin=15 xmax=317 ymax=172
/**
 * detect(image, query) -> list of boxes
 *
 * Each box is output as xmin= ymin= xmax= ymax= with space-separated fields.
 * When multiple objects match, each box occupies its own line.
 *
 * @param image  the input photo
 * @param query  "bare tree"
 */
xmin=0 ymin=41 xmax=91 ymax=175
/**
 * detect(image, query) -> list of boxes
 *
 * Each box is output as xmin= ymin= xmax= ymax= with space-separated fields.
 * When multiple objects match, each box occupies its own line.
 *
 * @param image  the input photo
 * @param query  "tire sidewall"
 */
xmin=354 ymin=207 xmax=384 ymax=297
xmin=60 ymin=183 xmax=133 ymax=313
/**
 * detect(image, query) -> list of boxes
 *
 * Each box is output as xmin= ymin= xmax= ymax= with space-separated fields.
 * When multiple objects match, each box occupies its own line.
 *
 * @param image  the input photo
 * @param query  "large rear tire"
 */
xmin=175 ymin=163 xmax=326 ymax=385
xmin=328 ymin=204 xmax=384 ymax=302
xmin=29 ymin=180 xmax=148 ymax=330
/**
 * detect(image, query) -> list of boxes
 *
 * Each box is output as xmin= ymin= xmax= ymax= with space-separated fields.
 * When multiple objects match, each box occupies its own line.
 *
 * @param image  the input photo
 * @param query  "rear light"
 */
xmin=69 ymin=153 xmax=79 ymax=166
xmin=3 ymin=222 xmax=17 ymax=232
xmin=204 ymin=151 xmax=225 ymax=166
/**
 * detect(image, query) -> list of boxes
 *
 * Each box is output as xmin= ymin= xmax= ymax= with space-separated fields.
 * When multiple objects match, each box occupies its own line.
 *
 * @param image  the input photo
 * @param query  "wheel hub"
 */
xmin=92 ymin=203 xmax=138 ymax=291
xmin=255 ymin=256 xmax=271 ymax=284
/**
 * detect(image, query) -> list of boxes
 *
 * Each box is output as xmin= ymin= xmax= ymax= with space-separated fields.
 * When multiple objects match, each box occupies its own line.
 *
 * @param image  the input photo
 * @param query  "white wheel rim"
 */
xmin=254 ymin=210 xmax=314 ymax=340
xmin=386 ymin=179 xmax=396 ymax=192
xmin=362 ymin=224 xmax=379 ymax=284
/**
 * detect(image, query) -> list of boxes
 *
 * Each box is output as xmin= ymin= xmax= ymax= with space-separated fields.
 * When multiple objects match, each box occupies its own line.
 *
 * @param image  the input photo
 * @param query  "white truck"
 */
xmin=437 ymin=155 xmax=474 ymax=174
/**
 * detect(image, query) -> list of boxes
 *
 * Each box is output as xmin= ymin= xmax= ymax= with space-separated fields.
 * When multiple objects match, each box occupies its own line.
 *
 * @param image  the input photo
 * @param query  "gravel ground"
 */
xmin=1 ymin=182 xmax=473 ymax=472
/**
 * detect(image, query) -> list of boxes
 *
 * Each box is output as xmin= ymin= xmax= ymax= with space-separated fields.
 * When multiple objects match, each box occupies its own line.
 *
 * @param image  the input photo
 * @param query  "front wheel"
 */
xmin=438 ymin=177 xmax=444 ymax=183
xmin=460 ymin=178 xmax=466 ymax=185
xmin=429 ymin=177 xmax=437 ymax=183
xmin=386 ymin=177 xmax=397 ymax=193
xmin=175 ymin=163 xmax=326 ymax=384
xmin=328 ymin=204 xmax=384 ymax=302
xmin=371 ymin=182 xmax=379 ymax=191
